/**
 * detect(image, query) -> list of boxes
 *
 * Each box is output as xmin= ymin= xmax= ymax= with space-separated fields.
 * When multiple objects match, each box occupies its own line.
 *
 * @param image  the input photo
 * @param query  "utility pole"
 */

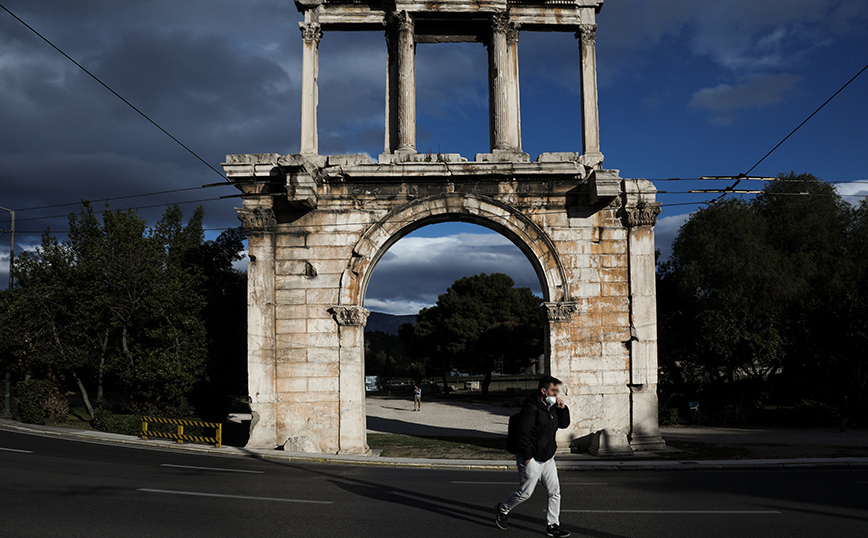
xmin=0 ymin=205 xmax=14 ymax=418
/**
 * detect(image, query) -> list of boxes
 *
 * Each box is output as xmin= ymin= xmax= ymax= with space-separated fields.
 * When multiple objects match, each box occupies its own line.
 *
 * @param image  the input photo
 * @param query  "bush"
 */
xmin=45 ymin=392 xmax=69 ymax=424
xmin=92 ymin=409 xmax=142 ymax=436
xmin=13 ymin=379 xmax=54 ymax=424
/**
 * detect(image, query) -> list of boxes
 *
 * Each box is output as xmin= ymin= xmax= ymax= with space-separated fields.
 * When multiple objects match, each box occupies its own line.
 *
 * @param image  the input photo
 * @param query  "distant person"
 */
xmin=496 ymin=375 xmax=571 ymax=537
xmin=413 ymin=384 xmax=422 ymax=411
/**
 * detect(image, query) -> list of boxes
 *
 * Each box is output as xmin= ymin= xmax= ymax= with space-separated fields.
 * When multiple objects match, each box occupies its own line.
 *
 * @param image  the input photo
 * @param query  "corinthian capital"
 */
xmin=395 ymin=10 xmax=414 ymax=32
xmin=330 ymin=305 xmax=370 ymax=327
xmin=236 ymin=206 xmax=277 ymax=234
xmin=577 ymin=24 xmax=597 ymax=46
xmin=623 ymin=202 xmax=662 ymax=227
xmin=300 ymin=22 xmax=323 ymax=44
xmin=543 ymin=302 xmax=579 ymax=322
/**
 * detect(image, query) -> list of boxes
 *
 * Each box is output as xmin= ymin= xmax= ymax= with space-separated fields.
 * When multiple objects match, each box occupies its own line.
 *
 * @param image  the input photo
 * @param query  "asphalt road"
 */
xmin=1 ymin=429 xmax=866 ymax=537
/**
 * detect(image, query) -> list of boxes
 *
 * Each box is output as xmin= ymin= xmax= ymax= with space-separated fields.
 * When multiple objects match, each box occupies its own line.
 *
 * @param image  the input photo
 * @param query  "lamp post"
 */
xmin=0 ymin=205 xmax=14 ymax=418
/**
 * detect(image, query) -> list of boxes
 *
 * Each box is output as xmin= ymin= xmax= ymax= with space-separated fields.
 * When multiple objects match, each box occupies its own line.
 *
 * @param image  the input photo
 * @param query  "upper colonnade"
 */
xmin=295 ymin=0 xmax=606 ymax=167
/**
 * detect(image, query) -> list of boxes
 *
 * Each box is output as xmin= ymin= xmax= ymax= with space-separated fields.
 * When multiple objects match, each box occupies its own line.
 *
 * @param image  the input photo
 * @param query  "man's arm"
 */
xmin=516 ymin=401 xmax=536 ymax=461
xmin=556 ymin=404 xmax=570 ymax=429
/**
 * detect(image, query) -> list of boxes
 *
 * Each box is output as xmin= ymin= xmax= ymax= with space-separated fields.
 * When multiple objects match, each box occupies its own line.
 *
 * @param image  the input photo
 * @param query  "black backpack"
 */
xmin=506 ymin=410 xmax=522 ymax=453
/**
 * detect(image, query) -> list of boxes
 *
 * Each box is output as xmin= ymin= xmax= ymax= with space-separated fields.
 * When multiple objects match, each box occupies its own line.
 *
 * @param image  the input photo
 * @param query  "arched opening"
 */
xmin=358 ymin=216 xmax=555 ymax=457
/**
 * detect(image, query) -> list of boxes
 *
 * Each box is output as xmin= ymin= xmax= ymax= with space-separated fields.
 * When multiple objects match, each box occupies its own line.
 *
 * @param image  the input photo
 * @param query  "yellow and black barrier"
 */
xmin=140 ymin=416 xmax=222 ymax=448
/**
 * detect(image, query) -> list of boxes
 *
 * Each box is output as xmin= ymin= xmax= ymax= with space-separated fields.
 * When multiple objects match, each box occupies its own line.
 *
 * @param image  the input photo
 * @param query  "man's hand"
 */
xmin=556 ymin=398 xmax=565 ymax=409
xmin=525 ymin=459 xmax=532 ymax=465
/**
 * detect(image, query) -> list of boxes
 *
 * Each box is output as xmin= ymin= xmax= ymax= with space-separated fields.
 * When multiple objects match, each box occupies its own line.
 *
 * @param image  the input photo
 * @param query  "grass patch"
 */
xmin=663 ymin=440 xmax=755 ymax=459
xmin=368 ymin=433 xmax=509 ymax=459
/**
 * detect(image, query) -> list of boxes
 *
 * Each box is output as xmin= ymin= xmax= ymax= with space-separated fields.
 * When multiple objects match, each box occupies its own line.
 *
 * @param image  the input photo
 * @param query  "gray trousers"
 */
xmin=499 ymin=454 xmax=561 ymax=526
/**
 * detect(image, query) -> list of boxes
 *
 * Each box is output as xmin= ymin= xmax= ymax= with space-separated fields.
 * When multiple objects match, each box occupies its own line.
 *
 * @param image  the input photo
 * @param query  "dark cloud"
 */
xmin=365 ymin=232 xmax=542 ymax=315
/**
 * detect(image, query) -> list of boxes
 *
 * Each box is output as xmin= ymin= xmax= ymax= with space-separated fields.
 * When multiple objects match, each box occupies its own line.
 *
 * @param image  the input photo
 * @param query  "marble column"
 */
xmin=396 ymin=11 xmax=416 ymax=153
xmin=505 ymin=21 xmax=522 ymax=151
xmin=624 ymin=202 xmax=666 ymax=451
xmin=331 ymin=306 xmax=371 ymax=455
xmin=488 ymin=13 xmax=510 ymax=151
xmin=236 ymin=201 xmax=278 ymax=448
xmin=300 ymin=22 xmax=322 ymax=155
xmin=577 ymin=24 xmax=602 ymax=163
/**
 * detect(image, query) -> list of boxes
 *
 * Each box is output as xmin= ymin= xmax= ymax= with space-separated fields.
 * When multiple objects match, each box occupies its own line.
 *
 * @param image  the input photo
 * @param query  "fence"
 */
xmin=140 ymin=416 xmax=222 ymax=448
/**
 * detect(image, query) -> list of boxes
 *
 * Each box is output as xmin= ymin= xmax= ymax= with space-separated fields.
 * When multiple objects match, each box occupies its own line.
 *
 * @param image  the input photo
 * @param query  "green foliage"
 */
xmin=364 ymin=331 xmax=419 ymax=378
xmin=0 ymin=202 xmax=246 ymax=420
xmin=13 ymin=380 xmax=54 ymax=425
xmin=92 ymin=409 xmax=142 ymax=436
xmin=659 ymin=172 xmax=868 ymax=423
xmin=400 ymin=273 xmax=544 ymax=392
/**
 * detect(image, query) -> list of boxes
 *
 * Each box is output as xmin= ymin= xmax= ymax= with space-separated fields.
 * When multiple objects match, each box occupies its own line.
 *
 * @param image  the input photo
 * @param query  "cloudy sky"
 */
xmin=1 ymin=0 xmax=866 ymax=312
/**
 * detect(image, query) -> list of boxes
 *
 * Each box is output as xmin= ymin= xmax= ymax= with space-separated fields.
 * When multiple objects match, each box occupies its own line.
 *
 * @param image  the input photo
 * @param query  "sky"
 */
xmin=0 ymin=0 xmax=867 ymax=313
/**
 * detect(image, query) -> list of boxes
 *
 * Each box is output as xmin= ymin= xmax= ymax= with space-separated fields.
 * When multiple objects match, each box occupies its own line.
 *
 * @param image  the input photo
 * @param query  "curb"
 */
xmin=2 ymin=420 xmax=867 ymax=472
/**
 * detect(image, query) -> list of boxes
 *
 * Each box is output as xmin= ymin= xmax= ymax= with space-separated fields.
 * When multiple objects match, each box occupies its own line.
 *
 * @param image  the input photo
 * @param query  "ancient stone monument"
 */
xmin=223 ymin=0 xmax=666 ymax=455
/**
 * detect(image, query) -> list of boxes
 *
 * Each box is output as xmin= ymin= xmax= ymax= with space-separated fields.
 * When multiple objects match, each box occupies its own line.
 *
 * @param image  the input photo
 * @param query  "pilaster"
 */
xmin=577 ymin=24 xmax=602 ymax=167
xmin=300 ymin=21 xmax=323 ymax=155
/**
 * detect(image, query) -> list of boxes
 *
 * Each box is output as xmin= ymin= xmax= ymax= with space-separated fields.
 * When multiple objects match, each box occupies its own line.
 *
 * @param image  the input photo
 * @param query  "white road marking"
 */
xmin=452 ymin=481 xmax=609 ymax=485
xmin=562 ymin=510 xmax=781 ymax=514
xmin=137 ymin=488 xmax=333 ymax=504
xmin=0 ymin=447 xmax=33 ymax=454
xmin=161 ymin=463 xmax=263 ymax=474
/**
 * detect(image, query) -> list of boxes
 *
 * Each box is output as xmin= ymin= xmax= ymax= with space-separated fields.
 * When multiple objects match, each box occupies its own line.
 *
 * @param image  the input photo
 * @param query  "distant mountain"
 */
xmin=366 ymin=312 xmax=416 ymax=335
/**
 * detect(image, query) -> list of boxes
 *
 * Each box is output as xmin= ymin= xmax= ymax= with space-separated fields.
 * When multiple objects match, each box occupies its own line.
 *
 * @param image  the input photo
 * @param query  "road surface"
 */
xmin=1 ymin=429 xmax=866 ymax=537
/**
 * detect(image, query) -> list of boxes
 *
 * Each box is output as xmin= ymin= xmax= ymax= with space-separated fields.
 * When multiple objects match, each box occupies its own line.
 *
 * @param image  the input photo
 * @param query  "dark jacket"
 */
xmin=516 ymin=394 xmax=570 ymax=462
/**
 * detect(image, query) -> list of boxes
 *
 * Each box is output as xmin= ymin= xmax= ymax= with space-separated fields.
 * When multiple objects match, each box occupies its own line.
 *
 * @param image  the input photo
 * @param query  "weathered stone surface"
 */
xmin=284 ymin=435 xmax=322 ymax=453
xmin=588 ymin=428 xmax=635 ymax=457
xmin=222 ymin=0 xmax=665 ymax=456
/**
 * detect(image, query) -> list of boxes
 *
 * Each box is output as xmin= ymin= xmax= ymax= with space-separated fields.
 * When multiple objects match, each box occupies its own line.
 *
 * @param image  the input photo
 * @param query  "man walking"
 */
xmin=496 ymin=376 xmax=571 ymax=537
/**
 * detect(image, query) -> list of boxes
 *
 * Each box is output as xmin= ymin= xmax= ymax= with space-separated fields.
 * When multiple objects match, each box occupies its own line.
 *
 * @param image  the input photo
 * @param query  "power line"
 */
xmin=743 ymin=60 xmax=868 ymax=178
xmin=13 ymin=196 xmax=236 ymax=223
xmin=0 ymin=2 xmax=226 ymax=181
xmin=13 ymin=182 xmax=234 ymax=213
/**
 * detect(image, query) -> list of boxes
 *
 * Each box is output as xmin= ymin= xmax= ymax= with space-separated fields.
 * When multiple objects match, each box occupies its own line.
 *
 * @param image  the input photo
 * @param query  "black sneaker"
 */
xmin=495 ymin=503 xmax=508 ymax=530
xmin=546 ymin=524 xmax=570 ymax=537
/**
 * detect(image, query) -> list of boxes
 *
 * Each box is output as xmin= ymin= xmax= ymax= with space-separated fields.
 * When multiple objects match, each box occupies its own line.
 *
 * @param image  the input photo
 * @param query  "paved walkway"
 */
xmin=366 ymin=397 xmax=512 ymax=437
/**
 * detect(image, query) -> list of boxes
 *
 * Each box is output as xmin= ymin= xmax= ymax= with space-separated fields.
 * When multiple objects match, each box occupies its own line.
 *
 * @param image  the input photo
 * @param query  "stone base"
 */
xmin=589 ymin=428 xmax=634 ymax=458
xmin=283 ymin=435 xmax=322 ymax=453
xmin=474 ymin=150 xmax=531 ymax=163
xmin=629 ymin=433 xmax=667 ymax=452
xmin=378 ymin=151 xmax=467 ymax=164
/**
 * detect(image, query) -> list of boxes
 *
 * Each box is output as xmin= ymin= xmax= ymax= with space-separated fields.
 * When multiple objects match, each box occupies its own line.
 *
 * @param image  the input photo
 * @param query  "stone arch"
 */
xmin=338 ymin=193 xmax=570 ymax=308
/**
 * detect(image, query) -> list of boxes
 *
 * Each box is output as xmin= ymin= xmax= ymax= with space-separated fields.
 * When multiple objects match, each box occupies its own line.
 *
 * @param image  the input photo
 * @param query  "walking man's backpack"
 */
xmin=506 ymin=410 xmax=522 ymax=453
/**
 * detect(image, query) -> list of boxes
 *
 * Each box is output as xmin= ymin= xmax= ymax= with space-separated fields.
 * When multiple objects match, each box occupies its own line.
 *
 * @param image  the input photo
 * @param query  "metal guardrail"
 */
xmin=140 ymin=416 xmax=222 ymax=448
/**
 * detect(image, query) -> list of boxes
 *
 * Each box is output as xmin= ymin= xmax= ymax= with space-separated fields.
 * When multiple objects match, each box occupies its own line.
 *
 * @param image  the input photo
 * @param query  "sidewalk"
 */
xmin=2 ymin=418 xmax=867 ymax=472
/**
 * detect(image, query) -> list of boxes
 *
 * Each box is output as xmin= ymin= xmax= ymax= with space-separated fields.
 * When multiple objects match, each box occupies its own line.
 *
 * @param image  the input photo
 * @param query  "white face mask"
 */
xmin=545 ymin=396 xmax=557 ymax=407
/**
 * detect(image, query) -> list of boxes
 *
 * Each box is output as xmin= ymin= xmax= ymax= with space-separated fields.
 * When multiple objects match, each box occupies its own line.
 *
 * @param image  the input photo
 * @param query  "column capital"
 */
xmin=236 ymin=206 xmax=277 ymax=234
xmin=543 ymin=301 xmax=579 ymax=323
xmin=395 ymin=10 xmax=414 ymax=32
xmin=576 ymin=24 xmax=597 ymax=46
xmin=330 ymin=305 xmax=370 ymax=327
xmin=623 ymin=202 xmax=662 ymax=227
xmin=506 ymin=22 xmax=520 ymax=44
xmin=491 ymin=12 xmax=511 ymax=34
xmin=300 ymin=22 xmax=323 ymax=44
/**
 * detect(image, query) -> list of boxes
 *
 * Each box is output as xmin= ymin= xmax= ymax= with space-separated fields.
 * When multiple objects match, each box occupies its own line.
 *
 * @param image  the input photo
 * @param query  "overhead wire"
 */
xmin=0 ymin=2 xmax=228 ymax=181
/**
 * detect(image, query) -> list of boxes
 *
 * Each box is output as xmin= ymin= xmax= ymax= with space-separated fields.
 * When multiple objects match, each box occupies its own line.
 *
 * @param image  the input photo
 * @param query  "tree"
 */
xmin=659 ymin=173 xmax=867 ymax=422
xmin=6 ymin=202 xmax=211 ymax=417
xmin=400 ymin=273 xmax=544 ymax=395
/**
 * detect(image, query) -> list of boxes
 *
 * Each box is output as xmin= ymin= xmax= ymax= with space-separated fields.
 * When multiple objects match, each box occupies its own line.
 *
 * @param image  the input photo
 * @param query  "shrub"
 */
xmin=45 ymin=392 xmax=69 ymax=424
xmin=13 ymin=379 xmax=54 ymax=425
xmin=92 ymin=409 xmax=142 ymax=436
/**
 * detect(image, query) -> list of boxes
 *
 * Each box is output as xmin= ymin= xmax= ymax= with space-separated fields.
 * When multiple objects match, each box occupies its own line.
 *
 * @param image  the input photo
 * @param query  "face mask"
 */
xmin=545 ymin=396 xmax=557 ymax=407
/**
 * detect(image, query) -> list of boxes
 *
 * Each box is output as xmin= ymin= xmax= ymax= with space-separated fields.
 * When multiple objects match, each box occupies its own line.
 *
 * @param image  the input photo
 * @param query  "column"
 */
xmin=300 ymin=21 xmax=322 ymax=155
xmin=236 ymin=201 xmax=278 ymax=448
xmin=396 ymin=11 xmax=416 ymax=153
xmin=331 ymin=306 xmax=371 ymax=455
xmin=488 ymin=13 xmax=510 ymax=151
xmin=577 ymin=24 xmax=602 ymax=161
xmin=624 ymin=202 xmax=667 ymax=451
xmin=505 ymin=22 xmax=522 ymax=151
xmin=384 ymin=27 xmax=399 ymax=153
